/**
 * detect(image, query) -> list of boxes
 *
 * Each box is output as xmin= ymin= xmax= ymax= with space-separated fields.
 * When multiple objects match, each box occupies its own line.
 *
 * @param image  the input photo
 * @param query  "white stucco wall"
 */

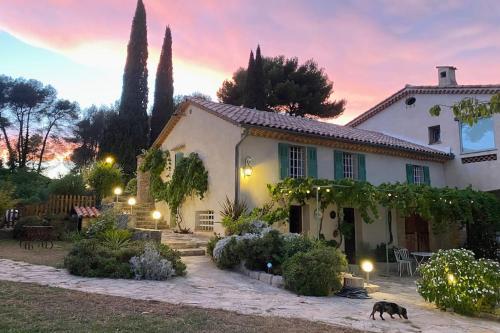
xmin=156 ymin=105 xmax=242 ymax=234
xmin=238 ymin=135 xmax=445 ymax=248
xmin=355 ymin=92 xmax=500 ymax=191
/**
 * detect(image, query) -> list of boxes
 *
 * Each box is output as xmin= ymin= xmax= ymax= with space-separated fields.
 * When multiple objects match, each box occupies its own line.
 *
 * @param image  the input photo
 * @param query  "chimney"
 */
xmin=436 ymin=66 xmax=457 ymax=86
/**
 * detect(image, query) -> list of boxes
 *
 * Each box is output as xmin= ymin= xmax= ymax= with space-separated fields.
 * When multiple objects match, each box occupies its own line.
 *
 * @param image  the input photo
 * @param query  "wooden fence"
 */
xmin=18 ymin=195 xmax=96 ymax=217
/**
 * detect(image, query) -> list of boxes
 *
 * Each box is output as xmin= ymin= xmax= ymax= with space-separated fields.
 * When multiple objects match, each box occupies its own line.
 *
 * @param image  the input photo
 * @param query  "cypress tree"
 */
xmin=115 ymin=0 xmax=149 ymax=176
xmin=244 ymin=50 xmax=255 ymax=108
xmin=150 ymin=26 xmax=174 ymax=145
xmin=253 ymin=45 xmax=266 ymax=110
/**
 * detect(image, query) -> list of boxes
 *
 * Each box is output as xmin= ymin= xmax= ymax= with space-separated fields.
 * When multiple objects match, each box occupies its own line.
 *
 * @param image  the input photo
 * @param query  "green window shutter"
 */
xmin=423 ymin=166 xmax=431 ymax=185
xmin=357 ymin=154 xmax=366 ymax=181
xmin=334 ymin=150 xmax=344 ymax=180
xmin=406 ymin=164 xmax=414 ymax=184
xmin=175 ymin=152 xmax=184 ymax=166
xmin=278 ymin=143 xmax=289 ymax=179
xmin=307 ymin=147 xmax=318 ymax=178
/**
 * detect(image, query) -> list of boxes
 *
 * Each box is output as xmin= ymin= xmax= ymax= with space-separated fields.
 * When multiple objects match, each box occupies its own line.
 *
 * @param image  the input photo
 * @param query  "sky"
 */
xmin=0 ymin=0 xmax=499 ymax=125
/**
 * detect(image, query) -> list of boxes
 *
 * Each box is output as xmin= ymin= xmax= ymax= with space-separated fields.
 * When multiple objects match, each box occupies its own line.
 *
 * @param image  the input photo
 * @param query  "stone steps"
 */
xmin=161 ymin=231 xmax=210 ymax=257
xmin=176 ymin=248 xmax=206 ymax=256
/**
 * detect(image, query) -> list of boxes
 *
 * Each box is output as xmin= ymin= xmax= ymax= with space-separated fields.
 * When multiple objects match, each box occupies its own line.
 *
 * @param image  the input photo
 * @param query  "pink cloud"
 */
xmin=0 ymin=0 xmax=499 ymax=123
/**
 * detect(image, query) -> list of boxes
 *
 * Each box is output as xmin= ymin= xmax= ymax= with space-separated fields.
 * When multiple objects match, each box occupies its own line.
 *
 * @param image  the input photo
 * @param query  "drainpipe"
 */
xmin=235 ymin=128 xmax=249 ymax=203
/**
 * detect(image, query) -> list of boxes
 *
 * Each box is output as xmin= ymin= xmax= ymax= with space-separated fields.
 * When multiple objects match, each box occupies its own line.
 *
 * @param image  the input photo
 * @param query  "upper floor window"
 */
xmin=428 ymin=125 xmax=441 ymax=144
xmin=460 ymin=118 xmax=495 ymax=154
xmin=289 ymin=146 xmax=305 ymax=179
xmin=413 ymin=165 xmax=425 ymax=185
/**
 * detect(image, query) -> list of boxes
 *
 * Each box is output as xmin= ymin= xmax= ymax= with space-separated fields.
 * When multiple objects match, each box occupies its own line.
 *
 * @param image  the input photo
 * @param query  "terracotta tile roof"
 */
xmin=73 ymin=206 xmax=100 ymax=218
xmin=186 ymin=97 xmax=453 ymax=160
xmin=346 ymin=84 xmax=500 ymax=127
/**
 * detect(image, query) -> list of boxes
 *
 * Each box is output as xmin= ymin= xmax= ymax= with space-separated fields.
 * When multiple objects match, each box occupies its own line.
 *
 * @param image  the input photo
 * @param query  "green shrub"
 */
xmin=130 ymin=242 xmax=175 ymax=280
xmin=283 ymin=234 xmax=318 ymax=260
xmin=156 ymin=243 xmax=186 ymax=276
xmin=48 ymin=174 xmax=88 ymax=196
xmin=13 ymin=216 xmax=46 ymax=239
xmin=85 ymin=209 xmax=118 ymax=238
xmin=206 ymin=233 xmax=223 ymax=257
xmin=282 ymin=247 xmax=347 ymax=296
xmin=219 ymin=196 xmax=248 ymax=221
xmin=239 ymin=230 xmax=285 ymax=273
xmin=125 ymin=178 xmax=137 ymax=196
xmin=64 ymin=239 xmax=138 ymax=278
xmin=213 ymin=236 xmax=241 ymax=269
xmin=0 ymin=169 xmax=50 ymax=204
xmin=417 ymin=249 xmax=500 ymax=315
xmin=83 ymin=161 xmax=123 ymax=202
xmin=99 ymin=229 xmax=132 ymax=250
xmin=44 ymin=214 xmax=77 ymax=240
xmin=221 ymin=215 xmax=253 ymax=236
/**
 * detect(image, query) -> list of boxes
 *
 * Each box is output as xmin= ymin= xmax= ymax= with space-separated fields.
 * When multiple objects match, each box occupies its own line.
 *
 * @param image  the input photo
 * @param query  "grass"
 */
xmin=0 ymin=239 xmax=72 ymax=267
xmin=0 ymin=280 xmax=360 ymax=333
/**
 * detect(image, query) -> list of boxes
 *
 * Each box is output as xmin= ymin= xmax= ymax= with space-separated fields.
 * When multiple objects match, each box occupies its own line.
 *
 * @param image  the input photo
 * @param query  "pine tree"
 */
xmin=244 ymin=50 xmax=255 ymax=108
xmin=150 ymin=26 xmax=174 ymax=145
xmin=115 ymin=0 xmax=149 ymax=177
xmin=253 ymin=45 xmax=266 ymax=110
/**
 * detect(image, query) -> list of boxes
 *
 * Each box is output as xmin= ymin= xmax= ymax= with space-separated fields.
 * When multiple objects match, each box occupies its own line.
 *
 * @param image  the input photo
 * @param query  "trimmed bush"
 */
xmin=130 ymin=243 xmax=175 ymax=280
xmin=282 ymin=247 xmax=347 ymax=296
xmin=282 ymin=234 xmax=317 ymax=260
xmin=156 ymin=243 xmax=186 ymax=276
xmin=239 ymin=230 xmax=284 ymax=273
xmin=417 ymin=249 xmax=500 ymax=315
xmin=213 ymin=236 xmax=242 ymax=269
xmin=64 ymin=239 xmax=137 ymax=278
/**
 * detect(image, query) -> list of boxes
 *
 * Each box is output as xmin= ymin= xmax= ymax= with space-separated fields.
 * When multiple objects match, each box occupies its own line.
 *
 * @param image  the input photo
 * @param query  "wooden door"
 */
xmin=405 ymin=214 xmax=430 ymax=251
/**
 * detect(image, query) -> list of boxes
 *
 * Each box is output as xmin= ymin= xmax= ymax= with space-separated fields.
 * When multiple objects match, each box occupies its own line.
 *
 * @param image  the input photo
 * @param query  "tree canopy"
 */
xmin=217 ymin=51 xmax=346 ymax=118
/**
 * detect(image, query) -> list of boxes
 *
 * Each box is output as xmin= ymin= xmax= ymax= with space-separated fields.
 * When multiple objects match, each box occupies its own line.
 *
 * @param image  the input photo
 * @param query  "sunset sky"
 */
xmin=0 ymin=0 xmax=499 ymax=125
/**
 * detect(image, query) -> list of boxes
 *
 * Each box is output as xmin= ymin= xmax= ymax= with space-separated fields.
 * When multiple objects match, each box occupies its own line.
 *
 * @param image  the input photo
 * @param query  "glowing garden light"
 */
xmin=127 ymin=197 xmax=136 ymax=214
xmin=361 ymin=260 xmax=374 ymax=284
xmin=152 ymin=210 xmax=162 ymax=229
xmin=113 ymin=187 xmax=122 ymax=202
xmin=105 ymin=156 xmax=114 ymax=164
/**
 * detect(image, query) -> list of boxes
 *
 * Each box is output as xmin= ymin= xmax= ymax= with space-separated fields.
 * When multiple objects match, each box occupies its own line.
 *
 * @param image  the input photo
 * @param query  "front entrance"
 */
xmin=405 ymin=214 xmax=430 ymax=252
xmin=289 ymin=205 xmax=302 ymax=234
xmin=343 ymin=208 xmax=356 ymax=264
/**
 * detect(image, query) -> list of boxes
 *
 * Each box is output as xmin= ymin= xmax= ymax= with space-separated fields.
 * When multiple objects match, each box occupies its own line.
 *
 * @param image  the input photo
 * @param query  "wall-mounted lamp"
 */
xmin=243 ymin=156 xmax=253 ymax=177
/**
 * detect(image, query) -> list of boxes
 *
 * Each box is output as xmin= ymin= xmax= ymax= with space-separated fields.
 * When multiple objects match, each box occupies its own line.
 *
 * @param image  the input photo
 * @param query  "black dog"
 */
xmin=370 ymin=301 xmax=408 ymax=320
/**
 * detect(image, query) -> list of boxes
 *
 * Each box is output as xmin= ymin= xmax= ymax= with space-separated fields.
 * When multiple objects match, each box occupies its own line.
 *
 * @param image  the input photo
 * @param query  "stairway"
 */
xmin=161 ymin=230 xmax=210 ymax=256
xmin=112 ymin=198 xmax=169 ymax=230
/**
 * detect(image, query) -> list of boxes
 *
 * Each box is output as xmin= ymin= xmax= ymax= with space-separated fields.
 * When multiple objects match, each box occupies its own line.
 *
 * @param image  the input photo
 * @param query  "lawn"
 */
xmin=0 ymin=239 xmax=73 ymax=267
xmin=0 ymin=280 xmax=360 ymax=333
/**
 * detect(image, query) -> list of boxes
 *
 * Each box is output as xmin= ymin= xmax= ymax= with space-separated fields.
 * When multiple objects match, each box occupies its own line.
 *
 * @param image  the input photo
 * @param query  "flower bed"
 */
xmin=209 ymin=227 xmax=347 ymax=296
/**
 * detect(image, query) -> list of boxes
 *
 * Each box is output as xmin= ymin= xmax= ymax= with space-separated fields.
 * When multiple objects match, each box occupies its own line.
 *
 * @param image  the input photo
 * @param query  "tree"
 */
xmin=113 ymin=0 xmax=149 ymax=177
xmin=37 ymin=99 xmax=79 ymax=172
xmin=83 ymin=160 xmax=123 ymax=203
xmin=217 ymin=55 xmax=346 ymax=118
xmin=244 ymin=50 xmax=256 ymax=108
xmin=150 ymin=26 xmax=174 ymax=145
xmin=173 ymin=92 xmax=212 ymax=111
xmin=0 ymin=75 xmax=15 ymax=167
xmin=70 ymin=104 xmax=116 ymax=170
xmin=247 ymin=45 xmax=266 ymax=110
xmin=429 ymin=93 xmax=500 ymax=125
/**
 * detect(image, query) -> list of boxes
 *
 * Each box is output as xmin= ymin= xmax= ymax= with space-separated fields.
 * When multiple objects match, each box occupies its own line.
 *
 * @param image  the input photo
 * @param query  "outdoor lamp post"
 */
xmin=361 ymin=260 xmax=374 ymax=285
xmin=127 ymin=197 xmax=136 ymax=214
xmin=113 ymin=187 xmax=122 ymax=202
xmin=152 ymin=210 xmax=161 ymax=230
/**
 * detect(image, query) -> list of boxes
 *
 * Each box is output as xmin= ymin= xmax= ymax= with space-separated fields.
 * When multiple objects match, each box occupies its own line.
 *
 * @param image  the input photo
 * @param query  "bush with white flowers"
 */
xmin=416 ymin=249 xmax=500 ymax=315
xmin=130 ymin=243 xmax=175 ymax=280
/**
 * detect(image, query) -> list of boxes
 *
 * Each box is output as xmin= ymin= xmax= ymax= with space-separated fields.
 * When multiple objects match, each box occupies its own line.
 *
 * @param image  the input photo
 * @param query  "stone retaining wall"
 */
xmin=236 ymin=262 xmax=284 ymax=288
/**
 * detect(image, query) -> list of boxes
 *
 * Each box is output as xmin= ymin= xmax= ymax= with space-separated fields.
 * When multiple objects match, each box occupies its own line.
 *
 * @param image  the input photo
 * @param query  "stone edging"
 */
xmin=235 ymin=262 xmax=284 ymax=288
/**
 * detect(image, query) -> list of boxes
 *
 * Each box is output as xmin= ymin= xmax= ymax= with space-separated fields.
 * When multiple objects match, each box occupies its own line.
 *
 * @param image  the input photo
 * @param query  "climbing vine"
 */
xmin=266 ymin=177 xmax=500 ymax=251
xmin=140 ymin=148 xmax=208 ymax=232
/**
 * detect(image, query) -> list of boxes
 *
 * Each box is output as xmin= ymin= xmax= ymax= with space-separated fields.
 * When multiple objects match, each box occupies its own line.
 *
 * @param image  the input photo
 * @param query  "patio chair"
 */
xmin=394 ymin=248 xmax=413 ymax=277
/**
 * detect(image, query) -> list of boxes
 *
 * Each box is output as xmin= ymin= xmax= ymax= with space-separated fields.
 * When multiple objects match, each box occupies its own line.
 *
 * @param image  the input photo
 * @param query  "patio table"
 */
xmin=411 ymin=252 xmax=433 ymax=267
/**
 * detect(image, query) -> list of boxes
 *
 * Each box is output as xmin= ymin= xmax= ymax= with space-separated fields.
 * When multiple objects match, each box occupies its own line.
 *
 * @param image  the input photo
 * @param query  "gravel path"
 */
xmin=0 ymin=257 xmax=497 ymax=333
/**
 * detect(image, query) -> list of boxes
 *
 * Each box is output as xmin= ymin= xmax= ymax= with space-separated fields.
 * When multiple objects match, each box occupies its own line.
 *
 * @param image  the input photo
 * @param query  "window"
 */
xmin=195 ymin=210 xmax=214 ymax=231
xmin=289 ymin=146 xmax=305 ymax=179
xmin=428 ymin=125 xmax=441 ymax=144
xmin=460 ymin=118 xmax=496 ymax=153
xmin=406 ymin=164 xmax=430 ymax=185
xmin=440 ymin=71 xmax=447 ymax=78
xmin=342 ymin=152 xmax=359 ymax=179
xmin=413 ymin=165 xmax=425 ymax=185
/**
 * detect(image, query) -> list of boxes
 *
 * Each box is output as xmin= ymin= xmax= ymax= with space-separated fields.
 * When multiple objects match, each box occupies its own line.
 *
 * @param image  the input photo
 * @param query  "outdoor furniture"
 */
xmin=394 ymin=248 xmax=413 ymax=276
xmin=19 ymin=226 xmax=54 ymax=250
xmin=411 ymin=251 xmax=433 ymax=267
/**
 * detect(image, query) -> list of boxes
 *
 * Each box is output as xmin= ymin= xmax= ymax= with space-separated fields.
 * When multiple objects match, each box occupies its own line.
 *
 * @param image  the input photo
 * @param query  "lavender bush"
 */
xmin=130 ymin=243 xmax=175 ymax=280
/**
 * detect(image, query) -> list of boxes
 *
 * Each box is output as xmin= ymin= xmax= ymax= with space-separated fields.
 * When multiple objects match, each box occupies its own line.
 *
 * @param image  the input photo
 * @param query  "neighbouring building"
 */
xmin=142 ymin=66 xmax=499 ymax=263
